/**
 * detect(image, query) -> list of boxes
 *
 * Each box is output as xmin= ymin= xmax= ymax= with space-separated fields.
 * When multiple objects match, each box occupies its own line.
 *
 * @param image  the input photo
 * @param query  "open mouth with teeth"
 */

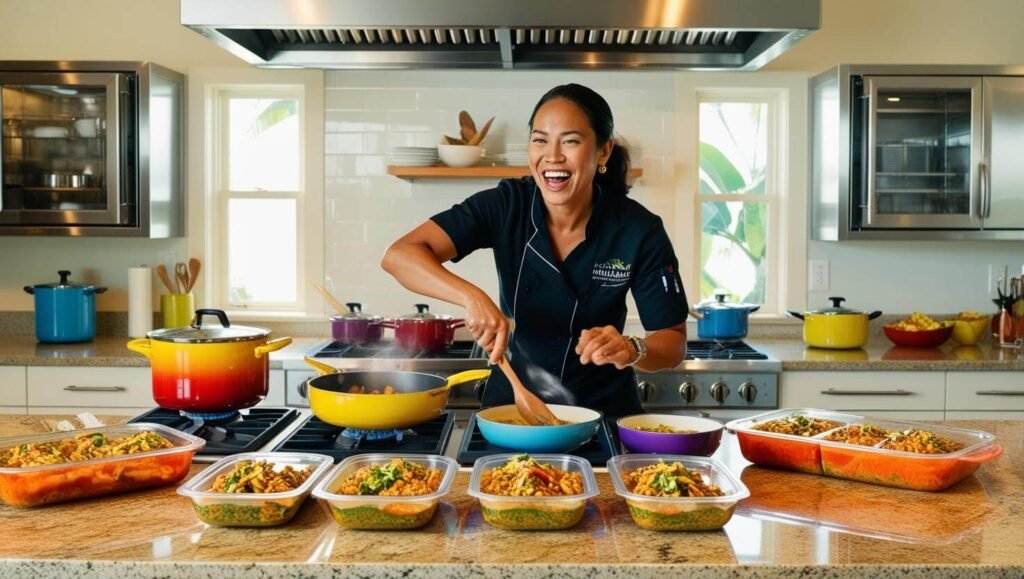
xmin=542 ymin=170 xmax=572 ymax=190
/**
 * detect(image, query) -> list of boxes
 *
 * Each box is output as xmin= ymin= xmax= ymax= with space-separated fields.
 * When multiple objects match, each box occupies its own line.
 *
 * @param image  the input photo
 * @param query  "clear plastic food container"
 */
xmin=0 ymin=423 xmax=204 ymax=508
xmin=177 ymin=452 xmax=333 ymax=527
xmin=467 ymin=454 xmax=598 ymax=530
xmin=607 ymin=455 xmax=749 ymax=531
xmin=727 ymin=409 xmax=1003 ymax=491
xmin=312 ymin=454 xmax=457 ymax=530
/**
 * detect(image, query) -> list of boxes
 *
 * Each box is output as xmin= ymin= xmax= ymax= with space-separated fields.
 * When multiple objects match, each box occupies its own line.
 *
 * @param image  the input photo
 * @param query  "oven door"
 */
xmin=0 ymin=71 xmax=132 ymax=226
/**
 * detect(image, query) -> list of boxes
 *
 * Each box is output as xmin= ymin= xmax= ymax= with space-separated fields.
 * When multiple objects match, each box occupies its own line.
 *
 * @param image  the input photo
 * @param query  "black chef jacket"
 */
xmin=430 ymin=177 xmax=688 ymax=418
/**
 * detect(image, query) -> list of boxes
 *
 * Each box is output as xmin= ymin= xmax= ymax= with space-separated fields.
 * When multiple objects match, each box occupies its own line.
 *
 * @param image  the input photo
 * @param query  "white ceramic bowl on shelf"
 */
xmin=437 ymin=144 xmax=483 ymax=168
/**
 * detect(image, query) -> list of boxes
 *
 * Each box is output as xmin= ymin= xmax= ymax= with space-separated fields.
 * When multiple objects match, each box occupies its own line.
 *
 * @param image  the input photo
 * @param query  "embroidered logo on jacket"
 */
xmin=592 ymin=259 xmax=631 ymax=287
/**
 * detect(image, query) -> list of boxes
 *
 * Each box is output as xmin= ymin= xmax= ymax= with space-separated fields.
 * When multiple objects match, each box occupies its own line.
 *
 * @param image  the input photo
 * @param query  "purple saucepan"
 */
xmin=616 ymin=414 xmax=723 ymax=456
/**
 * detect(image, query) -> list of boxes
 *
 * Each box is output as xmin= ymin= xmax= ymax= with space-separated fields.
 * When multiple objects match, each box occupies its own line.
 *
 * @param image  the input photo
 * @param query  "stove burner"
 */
xmin=273 ymin=412 xmax=454 ymax=461
xmin=181 ymin=410 xmax=241 ymax=424
xmin=129 ymin=407 xmax=299 ymax=457
xmin=335 ymin=428 xmax=408 ymax=449
xmin=686 ymin=340 xmax=769 ymax=361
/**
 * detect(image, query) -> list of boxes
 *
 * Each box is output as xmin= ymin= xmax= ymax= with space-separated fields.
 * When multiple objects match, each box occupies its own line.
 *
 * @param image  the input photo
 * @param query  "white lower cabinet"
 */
xmin=0 ymin=366 xmax=27 ymax=413
xmin=780 ymin=371 xmax=946 ymax=413
xmin=27 ymin=366 xmax=153 ymax=409
xmin=945 ymin=372 xmax=1024 ymax=418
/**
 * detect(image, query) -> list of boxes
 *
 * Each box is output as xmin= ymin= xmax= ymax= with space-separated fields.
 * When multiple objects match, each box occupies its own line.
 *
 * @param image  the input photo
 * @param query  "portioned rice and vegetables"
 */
xmin=821 ymin=424 xmax=893 ymax=447
xmin=0 ymin=431 xmax=174 ymax=467
xmin=477 ymin=454 xmax=587 ymax=530
xmin=751 ymin=415 xmax=841 ymax=437
xmin=328 ymin=458 xmax=445 ymax=529
xmin=0 ymin=430 xmax=190 ymax=508
xmin=880 ymin=429 xmax=965 ymax=454
xmin=620 ymin=460 xmax=732 ymax=531
xmin=190 ymin=459 xmax=317 ymax=526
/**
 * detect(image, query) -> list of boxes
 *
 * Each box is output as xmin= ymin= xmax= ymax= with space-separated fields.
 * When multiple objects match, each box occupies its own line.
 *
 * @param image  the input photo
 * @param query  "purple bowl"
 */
xmin=616 ymin=415 xmax=723 ymax=456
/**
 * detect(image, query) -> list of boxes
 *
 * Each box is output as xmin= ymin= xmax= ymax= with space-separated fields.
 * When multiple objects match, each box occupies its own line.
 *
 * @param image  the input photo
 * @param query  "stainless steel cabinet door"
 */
xmin=983 ymin=77 xmax=1024 ymax=229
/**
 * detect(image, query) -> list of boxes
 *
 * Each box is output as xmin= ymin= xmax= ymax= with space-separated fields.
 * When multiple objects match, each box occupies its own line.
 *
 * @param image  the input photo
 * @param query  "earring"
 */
xmin=597 ymin=165 xmax=607 ymax=175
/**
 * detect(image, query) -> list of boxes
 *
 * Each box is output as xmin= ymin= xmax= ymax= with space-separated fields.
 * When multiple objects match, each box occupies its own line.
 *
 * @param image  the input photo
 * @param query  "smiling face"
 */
xmin=528 ymin=98 xmax=612 ymax=211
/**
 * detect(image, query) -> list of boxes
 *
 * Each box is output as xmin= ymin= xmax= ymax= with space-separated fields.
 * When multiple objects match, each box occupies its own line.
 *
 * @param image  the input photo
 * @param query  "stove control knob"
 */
xmin=739 ymin=382 xmax=758 ymax=403
xmin=638 ymin=381 xmax=656 ymax=403
xmin=678 ymin=382 xmax=698 ymax=404
xmin=710 ymin=381 xmax=730 ymax=404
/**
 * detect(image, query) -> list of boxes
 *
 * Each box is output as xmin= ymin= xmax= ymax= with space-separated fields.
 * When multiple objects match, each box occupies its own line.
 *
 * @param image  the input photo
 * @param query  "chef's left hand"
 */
xmin=576 ymin=325 xmax=633 ymax=370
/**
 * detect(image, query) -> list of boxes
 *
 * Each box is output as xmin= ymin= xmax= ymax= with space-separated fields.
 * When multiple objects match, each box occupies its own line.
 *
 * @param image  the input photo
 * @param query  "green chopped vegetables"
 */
xmin=651 ymin=472 xmax=678 ymax=495
xmin=358 ymin=463 xmax=402 ymax=495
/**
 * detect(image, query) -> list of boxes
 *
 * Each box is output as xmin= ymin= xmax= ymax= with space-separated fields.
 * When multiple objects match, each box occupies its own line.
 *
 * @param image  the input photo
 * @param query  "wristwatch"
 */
xmin=623 ymin=335 xmax=648 ymax=367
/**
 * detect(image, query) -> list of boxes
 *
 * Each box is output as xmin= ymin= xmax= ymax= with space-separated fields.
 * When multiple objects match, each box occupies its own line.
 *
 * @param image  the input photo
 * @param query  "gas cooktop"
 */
xmin=272 ymin=412 xmax=455 ymax=462
xmin=307 ymin=339 xmax=488 ymax=372
xmin=129 ymin=407 xmax=300 ymax=459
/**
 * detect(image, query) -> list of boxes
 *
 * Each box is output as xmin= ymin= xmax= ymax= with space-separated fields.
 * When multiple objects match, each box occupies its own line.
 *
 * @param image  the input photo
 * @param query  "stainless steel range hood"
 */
xmin=181 ymin=0 xmax=819 ymax=71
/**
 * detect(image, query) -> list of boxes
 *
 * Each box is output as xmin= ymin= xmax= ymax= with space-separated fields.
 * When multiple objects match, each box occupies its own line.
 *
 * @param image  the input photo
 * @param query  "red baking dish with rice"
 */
xmin=726 ymin=409 xmax=1002 ymax=491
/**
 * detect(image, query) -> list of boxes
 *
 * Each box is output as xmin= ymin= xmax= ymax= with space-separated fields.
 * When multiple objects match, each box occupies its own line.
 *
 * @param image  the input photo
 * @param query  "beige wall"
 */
xmin=2 ymin=0 xmax=1024 ymax=315
xmin=767 ymin=0 xmax=1024 ymax=72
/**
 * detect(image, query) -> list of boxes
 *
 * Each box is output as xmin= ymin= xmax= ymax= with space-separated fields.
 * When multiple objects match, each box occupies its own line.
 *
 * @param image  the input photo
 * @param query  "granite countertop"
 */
xmin=0 ymin=414 xmax=1020 ymax=578
xmin=751 ymin=337 xmax=1024 ymax=371
xmin=0 ymin=334 xmax=1021 ymax=372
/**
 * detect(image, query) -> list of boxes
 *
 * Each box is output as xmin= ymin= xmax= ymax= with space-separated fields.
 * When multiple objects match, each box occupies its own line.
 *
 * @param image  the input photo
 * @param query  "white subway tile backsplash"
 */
xmin=323 ymin=71 xmax=679 ymax=316
xmin=386 ymin=110 xmax=445 ymax=132
xmin=326 ymin=111 xmax=387 ymax=132
xmin=325 ymin=133 xmax=364 ymax=155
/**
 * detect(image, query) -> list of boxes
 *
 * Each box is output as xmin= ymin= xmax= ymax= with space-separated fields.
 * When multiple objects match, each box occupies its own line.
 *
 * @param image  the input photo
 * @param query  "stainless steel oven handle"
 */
xmin=820 ymin=388 xmax=911 ymax=396
xmin=976 ymin=390 xmax=1024 ymax=396
xmin=63 ymin=385 xmax=127 ymax=392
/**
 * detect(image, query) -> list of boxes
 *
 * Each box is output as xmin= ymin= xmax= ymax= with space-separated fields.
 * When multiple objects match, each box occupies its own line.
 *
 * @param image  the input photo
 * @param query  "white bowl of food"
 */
xmin=437 ymin=144 xmax=483 ymax=168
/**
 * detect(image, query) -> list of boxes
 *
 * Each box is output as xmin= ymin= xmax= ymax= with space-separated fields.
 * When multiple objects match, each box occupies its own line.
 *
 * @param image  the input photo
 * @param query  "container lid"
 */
xmin=31 ymin=270 xmax=94 ymax=290
xmin=808 ymin=296 xmax=866 ymax=316
xmin=696 ymin=293 xmax=759 ymax=311
xmin=148 ymin=309 xmax=270 ymax=343
xmin=332 ymin=303 xmax=379 ymax=321
xmin=395 ymin=303 xmax=449 ymax=321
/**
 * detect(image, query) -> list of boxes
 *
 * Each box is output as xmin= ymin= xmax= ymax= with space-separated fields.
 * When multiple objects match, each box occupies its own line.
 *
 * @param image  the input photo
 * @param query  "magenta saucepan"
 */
xmin=617 ymin=414 xmax=724 ymax=456
xmin=330 ymin=303 xmax=384 ymax=344
xmin=380 ymin=304 xmax=465 ymax=352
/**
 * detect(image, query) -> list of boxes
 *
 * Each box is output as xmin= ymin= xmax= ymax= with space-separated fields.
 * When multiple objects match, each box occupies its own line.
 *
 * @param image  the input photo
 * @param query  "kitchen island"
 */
xmin=0 ymin=415 xmax=1020 ymax=578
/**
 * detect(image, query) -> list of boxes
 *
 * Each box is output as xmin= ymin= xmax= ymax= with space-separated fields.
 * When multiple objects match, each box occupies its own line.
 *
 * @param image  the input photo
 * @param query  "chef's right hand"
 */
xmin=464 ymin=289 xmax=510 ymax=365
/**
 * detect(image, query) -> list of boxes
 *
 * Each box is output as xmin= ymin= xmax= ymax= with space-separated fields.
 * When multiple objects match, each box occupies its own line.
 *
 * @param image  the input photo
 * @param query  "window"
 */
xmin=697 ymin=94 xmax=781 ymax=312
xmin=213 ymin=88 xmax=305 ymax=310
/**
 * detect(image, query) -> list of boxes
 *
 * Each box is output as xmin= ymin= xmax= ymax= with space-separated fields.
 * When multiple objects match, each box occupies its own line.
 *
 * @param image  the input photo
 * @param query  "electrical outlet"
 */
xmin=809 ymin=259 xmax=829 ymax=291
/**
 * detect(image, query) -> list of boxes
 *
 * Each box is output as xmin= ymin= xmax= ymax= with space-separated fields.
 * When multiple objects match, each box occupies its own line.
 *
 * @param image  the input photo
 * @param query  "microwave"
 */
xmin=0 ymin=61 xmax=184 ymax=237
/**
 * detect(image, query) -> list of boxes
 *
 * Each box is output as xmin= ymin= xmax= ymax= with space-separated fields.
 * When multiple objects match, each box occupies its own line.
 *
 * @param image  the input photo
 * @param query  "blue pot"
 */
xmin=692 ymin=294 xmax=760 ymax=340
xmin=24 ymin=270 xmax=107 ymax=343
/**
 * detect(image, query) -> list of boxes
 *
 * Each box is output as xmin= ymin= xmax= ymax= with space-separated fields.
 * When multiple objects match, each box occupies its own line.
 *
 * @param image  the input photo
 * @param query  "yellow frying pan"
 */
xmin=302 ymin=357 xmax=490 ymax=429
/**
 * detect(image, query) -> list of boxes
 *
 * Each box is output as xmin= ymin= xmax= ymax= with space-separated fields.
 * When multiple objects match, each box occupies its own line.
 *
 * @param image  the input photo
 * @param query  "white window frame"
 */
xmin=188 ymin=68 xmax=324 ymax=321
xmin=674 ymin=74 xmax=808 ymax=318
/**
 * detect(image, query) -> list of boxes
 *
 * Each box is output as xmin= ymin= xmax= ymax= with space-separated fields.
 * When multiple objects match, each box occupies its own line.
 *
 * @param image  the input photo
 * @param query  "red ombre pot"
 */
xmin=127 ymin=309 xmax=291 ymax=413
xmin=381 ymin=304 xmax=464 ymax=352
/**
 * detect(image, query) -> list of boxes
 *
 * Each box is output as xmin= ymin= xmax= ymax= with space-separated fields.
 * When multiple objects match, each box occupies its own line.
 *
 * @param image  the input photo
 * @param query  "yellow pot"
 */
xmin=303 ymin=357 xmax=491 ymax=429
xmin=789 ymin=297 xmax=882 ymax=350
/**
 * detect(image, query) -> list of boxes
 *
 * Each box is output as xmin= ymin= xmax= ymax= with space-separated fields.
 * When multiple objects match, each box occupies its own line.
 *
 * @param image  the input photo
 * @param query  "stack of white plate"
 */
xmin=387 ymin=146 xmax=439 ymax=166
xmin=499 ymin=143 xmax=529 ymax=166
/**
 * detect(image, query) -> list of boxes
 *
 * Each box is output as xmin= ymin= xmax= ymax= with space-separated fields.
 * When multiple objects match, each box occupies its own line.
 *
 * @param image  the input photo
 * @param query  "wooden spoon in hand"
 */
xmin=496 ymin=355 xmax=561 ymax=426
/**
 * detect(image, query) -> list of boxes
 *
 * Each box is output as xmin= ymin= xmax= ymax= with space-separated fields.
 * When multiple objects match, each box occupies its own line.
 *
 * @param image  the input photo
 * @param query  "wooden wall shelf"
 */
xmin=387 ymin=165 xmax=643 ymax=181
